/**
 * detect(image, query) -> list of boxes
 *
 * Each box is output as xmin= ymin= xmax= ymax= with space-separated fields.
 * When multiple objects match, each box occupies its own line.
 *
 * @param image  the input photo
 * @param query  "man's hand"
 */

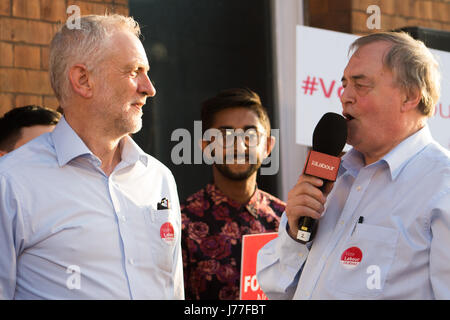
xmin=285 ymin=175 xmax=333 ymax=240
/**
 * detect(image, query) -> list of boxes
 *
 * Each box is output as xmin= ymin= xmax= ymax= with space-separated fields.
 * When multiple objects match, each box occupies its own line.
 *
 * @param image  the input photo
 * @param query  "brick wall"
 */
xmin=2 ymin=0 xmax=449 ymax=117
xmin=352 ymin=0 xmax=450 ymax=34
xmin=307 ymin=0 xmax=450 ymax=35
xmin=0 ymin=0 xmax=129 ymax=117
xmin=306 ymin=0 xmax=353 ymax=33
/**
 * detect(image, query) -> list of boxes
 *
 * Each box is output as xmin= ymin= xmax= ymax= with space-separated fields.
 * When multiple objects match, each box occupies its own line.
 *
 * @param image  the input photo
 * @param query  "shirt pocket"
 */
xmin=327 ymin=223 xmax=399 ymax=298
xmin=144 ymin=207 xmax=177 ymax=274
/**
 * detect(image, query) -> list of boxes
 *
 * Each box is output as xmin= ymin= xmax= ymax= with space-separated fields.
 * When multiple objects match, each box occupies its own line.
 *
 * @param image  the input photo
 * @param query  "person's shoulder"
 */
xmin=0 ymin=133 xmax=54 ymax=177
xmin=182 ymin=185 xmax=209 ymax=204
xmin=257 ymin=188 xmax=286 ymax=216
xmin=144 ymin=153 xmax=175 ymax=178
xmin=410 ymin=142 xmax=450 ymax=193
xmin=420 ymin=143 xmax=450 ymax=205
xmin=146 ymin=153 xmax=169 ymax=169
xmin=431 ymin=142 xmax=450 ymax=162
xmin=258 ymin=189 xmax=286 ymax=205
xmin=421 ymin=142 xmax=450 ymax=173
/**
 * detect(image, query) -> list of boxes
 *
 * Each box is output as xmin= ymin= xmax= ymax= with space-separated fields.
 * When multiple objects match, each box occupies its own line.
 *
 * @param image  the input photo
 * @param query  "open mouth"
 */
xmin=343 ymin=113 xmax=354 ymax=121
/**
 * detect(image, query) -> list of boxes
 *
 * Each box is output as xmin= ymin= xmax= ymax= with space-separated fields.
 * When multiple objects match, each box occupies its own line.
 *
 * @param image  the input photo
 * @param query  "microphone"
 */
xmin=296 ymin=112 xmax=347 ymax=243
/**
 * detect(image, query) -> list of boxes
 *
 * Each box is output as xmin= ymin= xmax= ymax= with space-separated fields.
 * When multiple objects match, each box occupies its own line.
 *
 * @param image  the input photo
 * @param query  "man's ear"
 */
xmin=264 ymin=135 xmax=276 ymax=158
xmin=401 ymin=87 xmax=421 ymax=113
xmin=68 ymin=64 xmax=93 ymax=99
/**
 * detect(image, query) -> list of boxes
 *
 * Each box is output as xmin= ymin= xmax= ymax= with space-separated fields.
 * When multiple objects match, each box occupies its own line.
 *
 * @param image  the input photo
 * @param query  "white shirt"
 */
xmin=0 ymin=117 xmax=184 ymax=299
xmin=257 ymin=126 xmax=450 ymax=299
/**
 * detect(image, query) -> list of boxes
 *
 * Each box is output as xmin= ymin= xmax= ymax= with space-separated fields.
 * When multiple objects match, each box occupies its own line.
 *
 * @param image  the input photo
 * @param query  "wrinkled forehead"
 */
xmin=104 ymin=30 xmax=149 ymax=68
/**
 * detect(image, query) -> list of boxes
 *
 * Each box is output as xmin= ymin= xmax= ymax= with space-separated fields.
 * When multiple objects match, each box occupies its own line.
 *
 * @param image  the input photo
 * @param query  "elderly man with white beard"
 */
xmin=0 ymin=14 xmax=183 ymax=300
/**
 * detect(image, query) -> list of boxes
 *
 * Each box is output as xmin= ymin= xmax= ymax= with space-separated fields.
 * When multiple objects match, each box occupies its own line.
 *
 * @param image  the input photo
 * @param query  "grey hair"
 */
xmin=49 ymin=14 xmax=141 ymax=104
xmin=349 ymin=31 xmax=441 ymax=117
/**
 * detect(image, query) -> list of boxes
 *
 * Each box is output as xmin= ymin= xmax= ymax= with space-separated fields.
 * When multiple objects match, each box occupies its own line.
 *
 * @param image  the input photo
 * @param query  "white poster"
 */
xmin=296 ymin=25 xmax=450 ymax=150
xmin=429 ymin=48 xmax=450 ymax=149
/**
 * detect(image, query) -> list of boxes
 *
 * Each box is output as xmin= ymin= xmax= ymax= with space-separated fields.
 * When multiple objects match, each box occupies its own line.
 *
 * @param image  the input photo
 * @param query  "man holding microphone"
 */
xmin=257 ymin=31 xmax=450 ymax=299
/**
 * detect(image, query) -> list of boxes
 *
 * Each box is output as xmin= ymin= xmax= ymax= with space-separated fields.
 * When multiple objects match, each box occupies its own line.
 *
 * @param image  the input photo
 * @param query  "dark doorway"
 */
xmin=129 ymin=0 xmax=278 ymax=201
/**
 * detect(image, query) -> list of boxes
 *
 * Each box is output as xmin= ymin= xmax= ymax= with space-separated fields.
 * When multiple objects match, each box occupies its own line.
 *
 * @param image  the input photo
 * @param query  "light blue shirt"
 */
xmin=0 ymin=117 xmax=184 ymax=299
xmin=257 ymin=126 xmax=450 ymax=299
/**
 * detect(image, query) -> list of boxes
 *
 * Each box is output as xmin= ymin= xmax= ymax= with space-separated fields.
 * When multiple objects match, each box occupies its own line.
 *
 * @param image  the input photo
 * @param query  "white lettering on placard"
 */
xmin=244 ymin=275 xmax=260 ymax=292
xmin=311 ymin=160 xmax=335 ymax=171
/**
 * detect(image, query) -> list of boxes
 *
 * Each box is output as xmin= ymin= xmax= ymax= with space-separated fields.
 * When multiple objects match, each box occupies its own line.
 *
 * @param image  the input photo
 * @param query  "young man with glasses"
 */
xmin=181 ymin=88 xmax=285 ymax=300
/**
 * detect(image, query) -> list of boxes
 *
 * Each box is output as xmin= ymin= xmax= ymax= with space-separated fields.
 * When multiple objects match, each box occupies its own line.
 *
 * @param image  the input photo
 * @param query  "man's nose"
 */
xmin=139 ymin=73 xmax=156 ymax=97
xmin=234 ymin=135 xmax=248 ymax=154
xmin=340 ymin=86 xmax=355 ymax=106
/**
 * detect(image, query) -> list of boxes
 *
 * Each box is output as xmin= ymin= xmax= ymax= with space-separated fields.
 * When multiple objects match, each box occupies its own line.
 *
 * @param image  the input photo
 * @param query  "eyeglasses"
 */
xmin=216 ymin=128 xmax=263 ymax=148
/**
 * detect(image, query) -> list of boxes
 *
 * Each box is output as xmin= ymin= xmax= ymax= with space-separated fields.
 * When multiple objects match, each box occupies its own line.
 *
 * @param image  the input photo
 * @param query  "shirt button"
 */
xmin=120 ymin=215 xmax=127 ymax=222
xmin=340 ymin=220 xmax=344 ymax=225
xmin=356 ymin=186 xmax=362 ymax=191
xmin=299 ymin=252 xmax=304 ymax=258
xmin=128 ymin=258 xmax=135 ymax=265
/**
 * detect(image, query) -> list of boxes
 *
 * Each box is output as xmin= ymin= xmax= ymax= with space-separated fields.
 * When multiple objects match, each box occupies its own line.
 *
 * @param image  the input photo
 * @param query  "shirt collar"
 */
xmin=341 ymin=125 xmax=434 ymax=180
xmin=340 ymin=148 xmax=365 ymax=178
xmin=382 ymin=125 xmax=433 ymax=180
xmin=206 ymin=183 xmax=262 ymax=217
xmin=119 ymin=135 xmax=149 ymax=167
xmin=51 ymin=117 xmax=93 ymax=167
xmin=51 ymin=117 xmax=149 ymax=167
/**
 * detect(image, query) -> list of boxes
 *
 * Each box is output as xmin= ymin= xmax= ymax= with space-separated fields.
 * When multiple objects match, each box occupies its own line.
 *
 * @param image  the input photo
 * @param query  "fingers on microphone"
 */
xmin=287 ymin=175 xmax=327 ymax=221
xmin=290 ymin=206 xmax=322 ymax=220
xmin=288 ymin=179 xmax=326 ymax=204
xmin=297 ymin=174 xmax=324 ymax=187
xmin=286 ymin=194 xmax=324 ymax=220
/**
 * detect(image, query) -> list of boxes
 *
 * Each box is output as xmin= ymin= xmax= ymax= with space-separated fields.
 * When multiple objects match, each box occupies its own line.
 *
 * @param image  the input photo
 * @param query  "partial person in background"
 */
xmin=0 ymin=105 xmax=60 ymax=156
xmin=181 ymin=88 xmax=285 ymax=300
xmin=257 ymin=31 xmax=450 ymax=299
xmin=0 ymin=14 xmax=183 ymax=299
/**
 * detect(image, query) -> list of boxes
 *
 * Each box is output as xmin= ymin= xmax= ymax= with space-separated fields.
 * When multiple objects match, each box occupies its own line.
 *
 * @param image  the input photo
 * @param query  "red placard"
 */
xmin=240 ymin=232 xmax=278 ymax=300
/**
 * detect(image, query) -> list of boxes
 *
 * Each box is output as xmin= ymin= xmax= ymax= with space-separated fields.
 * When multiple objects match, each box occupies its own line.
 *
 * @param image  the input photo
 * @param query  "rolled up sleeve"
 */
xmin=256 ymin=212 xmax=309 ymax=300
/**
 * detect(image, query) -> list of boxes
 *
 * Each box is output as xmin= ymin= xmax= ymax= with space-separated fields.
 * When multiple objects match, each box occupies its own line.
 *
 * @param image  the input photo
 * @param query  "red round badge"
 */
xmin=340 ymin=246 xmax=363 ymax=269
xmin=160 ymin=222 xmax=175 ymax=245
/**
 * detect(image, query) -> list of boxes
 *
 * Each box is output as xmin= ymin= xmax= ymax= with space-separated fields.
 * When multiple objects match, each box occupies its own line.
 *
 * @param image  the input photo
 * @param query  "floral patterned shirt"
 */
xmin=181 ymin=183 xmax=285 ymax=300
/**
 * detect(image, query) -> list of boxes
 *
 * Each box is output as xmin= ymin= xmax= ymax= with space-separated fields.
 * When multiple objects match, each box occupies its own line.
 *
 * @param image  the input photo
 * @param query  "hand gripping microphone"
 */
xmin=296 ymin=112 xmax=347 ymax=243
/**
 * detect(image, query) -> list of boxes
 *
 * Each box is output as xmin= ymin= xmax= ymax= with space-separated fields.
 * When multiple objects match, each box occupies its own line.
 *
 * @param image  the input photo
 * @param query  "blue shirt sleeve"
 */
xmin=429 ymin=188 xmax=450 ymax=299
xmin=0 ymin=174 xmax=25 ymax=299
xmin=256 ymin=212 xmax=309 ymax=299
